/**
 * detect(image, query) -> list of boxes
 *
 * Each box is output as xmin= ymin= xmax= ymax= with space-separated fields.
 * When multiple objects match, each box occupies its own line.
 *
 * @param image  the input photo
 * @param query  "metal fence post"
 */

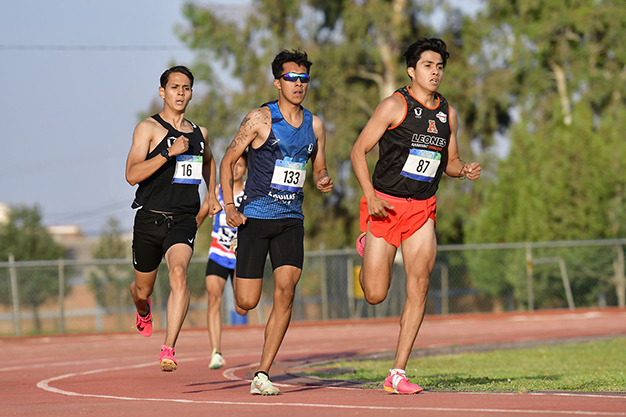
xmin=58 ymin=258 xmax=66 ymax=334
xmin=8 ymin=253 xmax=22 ymax=336
xmin=557 ymin=258 xmax=575 ymax=310
xmin=614 ymin=245 xmax=625 ymax=308
xmin=525 ymin=244 xmax=534 ymax=311
xmin=347 ymin=256 xmax=354 ymax=319
xmin=441 ymin=263 xmax=449 ymax=315
xmin=319 ymin=244 xmax=328 ymax=321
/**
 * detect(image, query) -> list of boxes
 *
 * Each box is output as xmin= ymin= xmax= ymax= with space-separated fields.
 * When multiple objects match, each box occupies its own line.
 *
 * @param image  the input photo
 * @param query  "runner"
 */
xmin=350 ymin=38 xmax=481 ymax=393
xmin=196 ymin=152 xmax=248 ymax=369
xmin=220 ymin=49 xmax=333 ymax=395
xmin=125 ymin=65 xmax=220 ymax=372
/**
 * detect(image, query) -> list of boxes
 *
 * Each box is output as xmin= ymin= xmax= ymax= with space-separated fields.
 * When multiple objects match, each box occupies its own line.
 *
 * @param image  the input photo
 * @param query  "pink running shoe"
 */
xmin=159 ymin=345 xmax=178 ymax=372
xmin=356 ymin=233 xmax=366 ymax=257
xmin=383 ymin=370 xmax=423 ymax=394
xmin=134 ymin=297 xmax=152 ymax=337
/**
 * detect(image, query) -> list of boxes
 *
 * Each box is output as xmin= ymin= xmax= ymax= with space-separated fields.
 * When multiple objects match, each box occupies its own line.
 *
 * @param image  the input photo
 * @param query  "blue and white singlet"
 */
xmin=208 ymin=185 xmax=245 ymax=269
xmin=240 ymin=101 xmax=316 ymax=220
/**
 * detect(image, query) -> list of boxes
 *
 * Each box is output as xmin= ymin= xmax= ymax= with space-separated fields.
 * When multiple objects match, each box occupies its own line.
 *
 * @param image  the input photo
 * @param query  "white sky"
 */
xmin=0 ymin=0 xmax=480 ymax=237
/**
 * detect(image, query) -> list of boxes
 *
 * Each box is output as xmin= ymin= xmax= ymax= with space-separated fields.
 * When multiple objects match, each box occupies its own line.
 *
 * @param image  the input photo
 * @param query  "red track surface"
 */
xmin=3 ymin=308 xmax=626 ymax=416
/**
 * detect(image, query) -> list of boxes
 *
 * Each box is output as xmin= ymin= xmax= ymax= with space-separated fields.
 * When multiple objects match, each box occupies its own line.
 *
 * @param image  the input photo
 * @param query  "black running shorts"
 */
xmin=205 ymin=258 xmax=234 ymax=280
xmin=235 ymin=218 xmax=304 ymax=279
xmin=132 ymin=210 xmax=197 ymax=273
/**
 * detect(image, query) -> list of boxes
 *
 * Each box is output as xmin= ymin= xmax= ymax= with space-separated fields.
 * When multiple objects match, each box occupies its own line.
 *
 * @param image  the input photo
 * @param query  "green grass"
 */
xmin=306 ymin=337 xmax=626 ymax=393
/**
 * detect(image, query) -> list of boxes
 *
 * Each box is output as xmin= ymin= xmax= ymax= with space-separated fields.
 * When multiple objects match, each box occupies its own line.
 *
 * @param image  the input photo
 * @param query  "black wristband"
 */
xmin=224 ymin=202 xmax=235 ymax=208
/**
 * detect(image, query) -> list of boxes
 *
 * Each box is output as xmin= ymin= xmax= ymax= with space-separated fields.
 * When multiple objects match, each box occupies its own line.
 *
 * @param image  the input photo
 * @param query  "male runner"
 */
xmin=196 ymin=152 xmax=248 ymax=369
xmin=220 ymin=50 xmax=333 ymax=395
xmin=125 ymin=65 xmax=220 ymax=372
xmin=350 ymin=38 xmax=481 ymax=393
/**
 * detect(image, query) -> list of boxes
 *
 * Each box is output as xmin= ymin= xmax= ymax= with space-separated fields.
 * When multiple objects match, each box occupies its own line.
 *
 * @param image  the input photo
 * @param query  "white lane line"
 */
xmin=36 ymin=362 xmax=626 ymax=415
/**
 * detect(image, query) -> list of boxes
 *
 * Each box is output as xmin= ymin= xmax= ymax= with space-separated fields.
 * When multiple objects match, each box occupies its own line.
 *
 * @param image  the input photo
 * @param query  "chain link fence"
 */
xmin=1 ymin=239 xmax=624 ymax=336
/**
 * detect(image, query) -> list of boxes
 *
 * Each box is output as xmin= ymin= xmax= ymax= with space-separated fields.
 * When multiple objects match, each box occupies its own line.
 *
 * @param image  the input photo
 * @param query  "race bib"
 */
xmin=173 ymin=155 xmax=203 ymax=184
xmin=270 ymin=160 xmax=307 ymax=192
xmin=400 ymin=149 xmax=441 ymax=182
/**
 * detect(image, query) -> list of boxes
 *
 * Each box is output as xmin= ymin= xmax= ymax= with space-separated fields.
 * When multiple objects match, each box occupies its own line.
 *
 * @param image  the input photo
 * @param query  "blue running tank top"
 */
xmin=240 ymin=101 xmax=316 ymax=220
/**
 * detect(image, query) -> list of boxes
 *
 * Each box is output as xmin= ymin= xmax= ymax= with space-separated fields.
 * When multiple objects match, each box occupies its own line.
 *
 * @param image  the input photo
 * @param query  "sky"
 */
xmin=0 ymin=0 xmax=245 ymax=235
xmin=0 ymin=0 xmax=480 ymax=237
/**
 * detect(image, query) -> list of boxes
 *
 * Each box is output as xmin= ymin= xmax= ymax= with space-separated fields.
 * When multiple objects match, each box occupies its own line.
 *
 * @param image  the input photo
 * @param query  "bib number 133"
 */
xmin=270 ymin=160 xmax=307 ymax=192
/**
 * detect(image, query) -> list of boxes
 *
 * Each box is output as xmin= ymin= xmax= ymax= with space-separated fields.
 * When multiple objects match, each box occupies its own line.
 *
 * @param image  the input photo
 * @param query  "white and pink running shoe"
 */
xmin=384 ymin=370 xmax=423 ymax=394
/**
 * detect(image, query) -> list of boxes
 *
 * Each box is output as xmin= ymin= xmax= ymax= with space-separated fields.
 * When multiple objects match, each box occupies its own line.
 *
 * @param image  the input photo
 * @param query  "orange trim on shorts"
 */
xmin=359 ymin=191 xmax=436 ymax=248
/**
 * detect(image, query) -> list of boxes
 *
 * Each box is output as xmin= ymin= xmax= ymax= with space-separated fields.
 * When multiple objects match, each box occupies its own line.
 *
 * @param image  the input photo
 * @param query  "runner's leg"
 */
xmin=360 ymin=226 xmax=397 ymax=305
xmin=163 ymin=243 xmax=193 ymax=348
xmin=393 ymin=219 xmax=436 ymax=369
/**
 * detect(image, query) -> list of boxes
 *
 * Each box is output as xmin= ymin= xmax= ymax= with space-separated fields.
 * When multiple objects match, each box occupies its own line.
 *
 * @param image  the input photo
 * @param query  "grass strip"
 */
xmin=306 ymin=337 xmax=626 ymax=393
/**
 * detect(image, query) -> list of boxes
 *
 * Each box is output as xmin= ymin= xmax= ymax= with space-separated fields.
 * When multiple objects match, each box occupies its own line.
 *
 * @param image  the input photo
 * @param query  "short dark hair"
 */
xmin=404 ymin=38 xmax=450 ymax=69
xmin=160 ymin=65 xmax=194 ymax=88
xmin=239 ymin=149 xmax=249 ymax=164
xmin=271 ymin=50 xmax=313 ymax=79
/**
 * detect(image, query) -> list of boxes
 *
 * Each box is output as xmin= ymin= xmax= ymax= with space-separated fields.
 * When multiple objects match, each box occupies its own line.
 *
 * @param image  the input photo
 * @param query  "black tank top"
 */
xmin=131 ymin=114 xmax=205 ymax=214
xmin=372 ymin=87 xmax=451 ymax=199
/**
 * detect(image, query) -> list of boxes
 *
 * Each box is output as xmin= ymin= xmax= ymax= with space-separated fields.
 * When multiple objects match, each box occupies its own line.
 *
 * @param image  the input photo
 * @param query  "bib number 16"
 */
xmin=173 ymin=155 xmax=203 ymax=184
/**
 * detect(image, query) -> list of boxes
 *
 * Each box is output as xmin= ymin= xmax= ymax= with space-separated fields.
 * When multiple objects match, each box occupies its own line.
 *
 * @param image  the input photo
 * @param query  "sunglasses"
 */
xmin=279 ymin=72 xmax=310 ymax=83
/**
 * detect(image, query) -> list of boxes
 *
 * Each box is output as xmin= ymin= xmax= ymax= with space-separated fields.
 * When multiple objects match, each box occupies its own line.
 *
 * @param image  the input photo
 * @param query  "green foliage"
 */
xmin=176 ymin=0 xmax=482 ymax=248
xmin=0 ymin=205 xmax=67 ymax=331
xmin=170 ymin=1 xmax=626 ymax=307
xmin=462 ymin=0 xmax=626 ymax=301
xmin=0 ymin=205 xmax=65 ymax=262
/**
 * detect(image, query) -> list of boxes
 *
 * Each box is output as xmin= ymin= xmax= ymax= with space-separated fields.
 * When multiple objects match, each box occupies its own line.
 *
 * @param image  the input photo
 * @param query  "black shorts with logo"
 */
xmin=235 ymin=218 xmax=304 ymax=279
xmin=205 ymin=258 xmax=234 ymax=280
xmin=132 ymin=210 xmax=197 ymax=273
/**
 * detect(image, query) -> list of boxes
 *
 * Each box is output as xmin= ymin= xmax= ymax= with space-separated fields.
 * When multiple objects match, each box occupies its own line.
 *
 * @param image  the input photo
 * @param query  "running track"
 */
xmin=3 ymin=308 xmax=625 ymax=416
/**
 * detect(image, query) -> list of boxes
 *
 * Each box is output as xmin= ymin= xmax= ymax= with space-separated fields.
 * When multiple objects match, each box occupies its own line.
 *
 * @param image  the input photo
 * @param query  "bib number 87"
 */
xmin=416 ymin=159 xmax=430 ymax=173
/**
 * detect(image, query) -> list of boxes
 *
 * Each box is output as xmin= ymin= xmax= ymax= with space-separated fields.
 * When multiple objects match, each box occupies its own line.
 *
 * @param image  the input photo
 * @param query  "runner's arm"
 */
xmin=220 ymin=108 xmax=268 ymax=226
xmin=350 ymin=95 xmax=403 ymax=217
xmin=201 ymin=126 xmax=221 ymax=217
xmin=311 ymin=116 xmax=333 ymax=193
xmin=196 ymin=184 xmax=221 ymax=227
xmin=445 ymin=106 xmax=481 ymax=180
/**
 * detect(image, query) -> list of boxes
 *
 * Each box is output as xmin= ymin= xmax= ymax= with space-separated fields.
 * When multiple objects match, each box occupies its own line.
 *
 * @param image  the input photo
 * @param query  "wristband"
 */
xmin=224 ymin=202 xmax=235 ymax=208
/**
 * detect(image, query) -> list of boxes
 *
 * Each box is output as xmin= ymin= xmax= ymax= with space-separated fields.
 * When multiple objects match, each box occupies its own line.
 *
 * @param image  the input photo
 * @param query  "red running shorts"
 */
xmin=359 ymin=191 xmax=437 ymax=248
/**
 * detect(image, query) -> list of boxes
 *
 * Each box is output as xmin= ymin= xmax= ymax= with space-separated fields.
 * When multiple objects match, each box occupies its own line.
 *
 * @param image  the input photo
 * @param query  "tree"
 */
xmin=0 ymin=205 xmax=67 ymax=332
xmin=462 ymin=0 xmax=626 ymax=307
xmin=176 ymin=0 xmax=484 ymax=248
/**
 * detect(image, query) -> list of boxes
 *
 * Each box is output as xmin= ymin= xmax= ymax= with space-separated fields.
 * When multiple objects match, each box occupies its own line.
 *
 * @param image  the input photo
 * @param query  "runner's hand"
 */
xmin=316 ymin=176 xmax=333 ymax=193
xmin=225 ymin=205 xmax=247 ymax=227
xmin=366 ymin=194 xmax=394 ymax=218
xmin=168 ymin=136 xmax=189 ymax=156
xmin=208 ymin=193 xmax=222 ymax=218
xmin=460 ymin=162 xmax=481 ymax=180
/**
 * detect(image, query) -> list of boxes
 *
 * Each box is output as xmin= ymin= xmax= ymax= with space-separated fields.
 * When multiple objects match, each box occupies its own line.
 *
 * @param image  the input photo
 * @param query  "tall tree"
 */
xmin=176 ymin=0 xmax=483 ymax=248
xmin=462 ymin=0 xmax=626 ymax=307
xmin=0 ymin=205 xmax=67 ymax=332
